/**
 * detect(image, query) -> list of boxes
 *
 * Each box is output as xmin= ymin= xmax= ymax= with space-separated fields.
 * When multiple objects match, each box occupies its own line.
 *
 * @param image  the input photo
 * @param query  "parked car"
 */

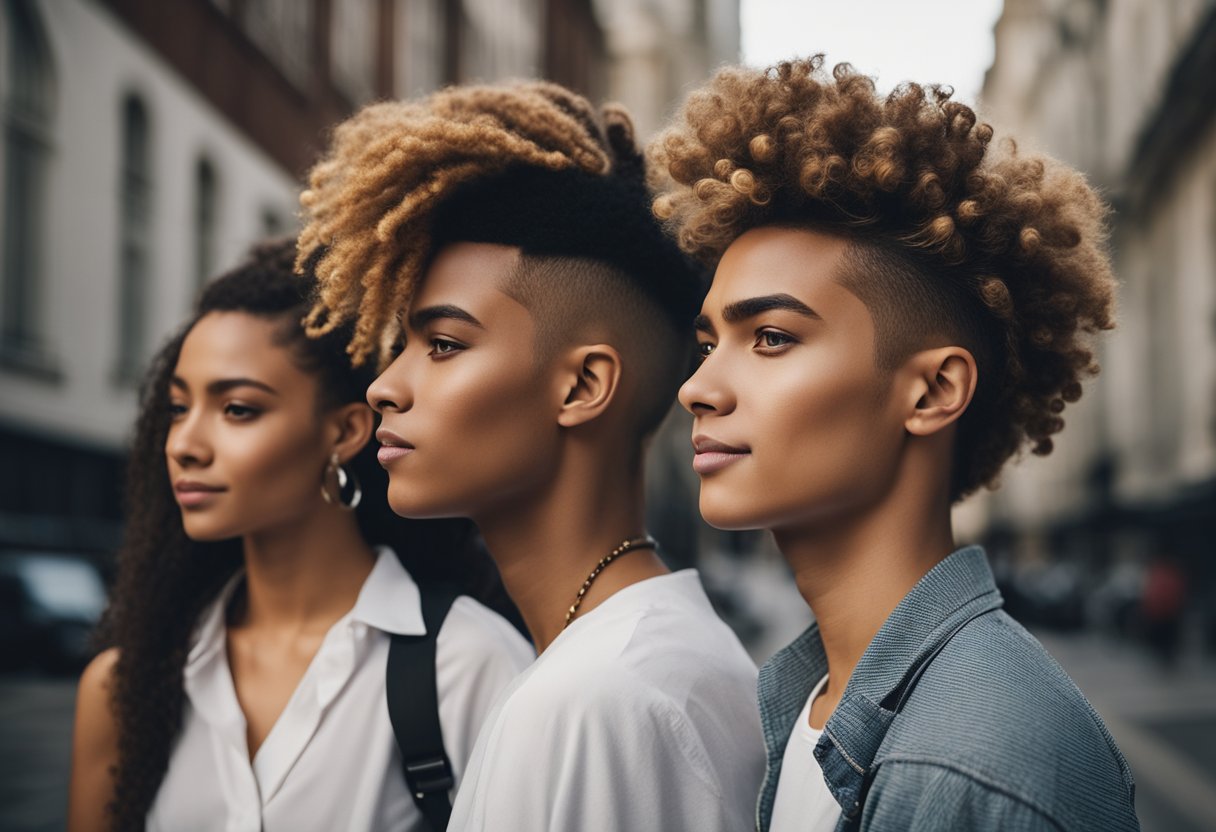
xmin=0 ymin=551 xmax=107 ymax=675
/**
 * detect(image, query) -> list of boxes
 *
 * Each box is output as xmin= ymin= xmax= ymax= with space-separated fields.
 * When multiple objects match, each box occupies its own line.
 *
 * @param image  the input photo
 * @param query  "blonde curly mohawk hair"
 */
xmin=650 ymin=57 xmax=1117 ymax=500
xmin=297 ymin=80 xmax=635 ymax=367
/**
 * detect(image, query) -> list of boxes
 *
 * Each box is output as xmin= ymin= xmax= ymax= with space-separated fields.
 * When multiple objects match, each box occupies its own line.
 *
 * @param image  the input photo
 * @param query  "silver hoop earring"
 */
xmin=321 ymin=453 xmax=362 ymax=510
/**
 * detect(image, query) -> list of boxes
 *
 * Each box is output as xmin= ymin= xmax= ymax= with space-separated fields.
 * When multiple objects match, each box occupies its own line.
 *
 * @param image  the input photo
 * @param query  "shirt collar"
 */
xmin=756 ymin=545 xmax=1004 ymax=828
xmin=349 ymin=546 xmax=427 ymax=637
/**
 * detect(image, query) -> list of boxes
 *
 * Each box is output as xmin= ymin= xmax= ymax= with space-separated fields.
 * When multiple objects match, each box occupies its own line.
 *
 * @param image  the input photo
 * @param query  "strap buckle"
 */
xmin=404 ymin=755 xmax=454 ymax=798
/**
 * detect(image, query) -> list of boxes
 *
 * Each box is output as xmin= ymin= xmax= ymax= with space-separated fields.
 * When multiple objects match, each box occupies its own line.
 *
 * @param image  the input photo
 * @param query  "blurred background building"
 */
xmin=968 ymin=0 xmax=1216 ymax=644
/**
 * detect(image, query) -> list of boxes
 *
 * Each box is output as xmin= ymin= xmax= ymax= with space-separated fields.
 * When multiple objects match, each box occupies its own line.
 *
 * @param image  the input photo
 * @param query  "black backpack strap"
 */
xmin=387 ymin=583 xmax=462 ymax=832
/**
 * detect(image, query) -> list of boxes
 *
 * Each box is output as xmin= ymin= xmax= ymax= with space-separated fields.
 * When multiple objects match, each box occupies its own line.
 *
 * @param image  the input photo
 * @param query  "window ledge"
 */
xmin=0 ymin=343 xmax=63 ymax=384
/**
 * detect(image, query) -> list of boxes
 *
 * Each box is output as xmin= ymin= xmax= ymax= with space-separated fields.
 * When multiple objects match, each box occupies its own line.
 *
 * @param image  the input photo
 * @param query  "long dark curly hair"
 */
xmin=92 ymin=239 xmax=511 ymax=830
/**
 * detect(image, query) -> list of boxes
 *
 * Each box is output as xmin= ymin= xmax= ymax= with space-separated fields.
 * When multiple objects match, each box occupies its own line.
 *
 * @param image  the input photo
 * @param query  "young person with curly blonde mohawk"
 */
xmin=651 ymin=57 xmax=1139 ymax=831
xmin=296 ymin=80 xmax=765 ymax=832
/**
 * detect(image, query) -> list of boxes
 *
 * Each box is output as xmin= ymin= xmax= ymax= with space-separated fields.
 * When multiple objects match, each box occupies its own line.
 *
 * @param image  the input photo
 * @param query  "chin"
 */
xmin=697 ymin=492 xmax=766 ymax=532
xmin=180 ymin=517 xmax=239 ymax=542
xmin=387 ymin=486 xmax=463 ymax=520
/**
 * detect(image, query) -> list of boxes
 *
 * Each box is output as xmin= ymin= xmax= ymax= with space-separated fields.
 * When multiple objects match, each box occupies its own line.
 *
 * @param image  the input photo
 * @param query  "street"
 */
xmin=0 ymin=676 xmax=76 ymax=832
xmin=1 ymin=632 xmax=1213 ymax=830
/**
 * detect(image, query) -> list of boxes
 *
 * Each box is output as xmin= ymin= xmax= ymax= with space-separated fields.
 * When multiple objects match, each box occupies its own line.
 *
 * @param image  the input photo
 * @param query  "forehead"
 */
xmin=176 ymin=312 xmax=306 ymax=386
xmin=707 ymin=226 xmax=856 ymax=314
xmin=417 ymin=242 xmax=519 ymax=301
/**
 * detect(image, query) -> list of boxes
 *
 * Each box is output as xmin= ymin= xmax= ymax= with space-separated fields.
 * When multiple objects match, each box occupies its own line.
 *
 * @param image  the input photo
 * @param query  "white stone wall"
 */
xmin=973 ymin=0 xmax=1216 ymax=537
xmin=0 ymin=0 xmax=300 ymax=450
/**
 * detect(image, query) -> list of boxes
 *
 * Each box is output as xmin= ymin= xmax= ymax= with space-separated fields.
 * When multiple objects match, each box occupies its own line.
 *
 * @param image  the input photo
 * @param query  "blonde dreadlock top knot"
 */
xmin=297 ymin=80 xmax=696 ymax=368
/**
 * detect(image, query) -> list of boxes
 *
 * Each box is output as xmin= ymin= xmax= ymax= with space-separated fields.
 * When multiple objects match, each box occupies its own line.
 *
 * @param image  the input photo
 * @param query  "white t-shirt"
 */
xmin=147 ymin=547 xmax=535 ymax=832
xmin=769 ymin=675 xmax=842 ymax=832
xmin=447 ymin=569 xmax=765 ymax=832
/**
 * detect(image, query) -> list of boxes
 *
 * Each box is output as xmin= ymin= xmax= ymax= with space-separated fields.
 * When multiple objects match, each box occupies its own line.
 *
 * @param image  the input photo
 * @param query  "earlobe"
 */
xmin=556 ymin=345 xmax=623 ymax=428
xmin=904 ymin=347 xmax=977 ymax=437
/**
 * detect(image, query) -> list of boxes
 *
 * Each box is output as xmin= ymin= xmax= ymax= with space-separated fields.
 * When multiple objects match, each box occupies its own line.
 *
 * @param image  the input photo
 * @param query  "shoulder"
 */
xmin=878 ymin=611 xmax=1137 ymax=829
xmin=77 ymin=648 xmax=120 ymax=721
xmin=73 ymin=649 xmax=121 ymax=775
xmin=435 ymin=595 xmax=534 ymax=678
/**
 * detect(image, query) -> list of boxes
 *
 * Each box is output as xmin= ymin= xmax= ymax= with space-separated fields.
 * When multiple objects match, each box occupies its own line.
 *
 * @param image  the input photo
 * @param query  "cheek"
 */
xmin=185 ymin=420 xmax=327 ymax=538
xmin=387 ymin=360 xmax=557 ymax=515
xmin=698 ymin=358 xmax=899 ymax=529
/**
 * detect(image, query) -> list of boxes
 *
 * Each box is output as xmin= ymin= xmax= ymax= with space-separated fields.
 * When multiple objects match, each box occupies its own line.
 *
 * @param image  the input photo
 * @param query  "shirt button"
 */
xmin=844 ymin=801 xmax=860 ymax=819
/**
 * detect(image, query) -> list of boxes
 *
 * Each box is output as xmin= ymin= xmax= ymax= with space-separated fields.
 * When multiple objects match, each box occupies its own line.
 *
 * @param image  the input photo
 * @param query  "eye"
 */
xmin=428 ymin=338 xmax=465 ymax=358
xmin=168 ymin=402 xmax=188 ymax=420
xmin=754 ymin=329 xmax=796 ymax=352
xmin=224 ymin=403 xmax=260 ymax=420
xmin=696 ymin=341 xmax=716 ymax=359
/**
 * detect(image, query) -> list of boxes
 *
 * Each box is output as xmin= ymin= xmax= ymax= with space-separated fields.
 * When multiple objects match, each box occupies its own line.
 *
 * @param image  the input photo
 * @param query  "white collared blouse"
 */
xmin=147 ymin=547 xmax=534 ymax=832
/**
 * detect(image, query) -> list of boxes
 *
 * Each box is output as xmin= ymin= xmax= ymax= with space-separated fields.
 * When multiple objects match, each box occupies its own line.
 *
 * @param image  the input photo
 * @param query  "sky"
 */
xmin=740 ymin=0 xmax=1006 ymax=105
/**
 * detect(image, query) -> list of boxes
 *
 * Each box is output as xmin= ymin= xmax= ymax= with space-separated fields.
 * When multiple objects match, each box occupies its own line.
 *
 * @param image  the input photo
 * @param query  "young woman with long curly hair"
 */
xmin=66 ymin=239 xmax=532 ymax=832
xmin=652 ymin=57 xmax=1138 ymax=831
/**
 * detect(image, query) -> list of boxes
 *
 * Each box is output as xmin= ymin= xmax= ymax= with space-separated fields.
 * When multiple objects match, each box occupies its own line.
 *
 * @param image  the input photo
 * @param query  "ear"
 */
xmin=326 ymin=401 xmax=376 ymax=463
xmin=903 ymin=347 xmax=977 ymax=437
xmin=556 ymin=344 xmax=624 ymax=429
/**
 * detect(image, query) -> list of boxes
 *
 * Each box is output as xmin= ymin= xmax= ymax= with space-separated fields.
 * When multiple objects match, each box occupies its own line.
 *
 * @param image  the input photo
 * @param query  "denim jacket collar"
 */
xmin=756 ymin=546 xmax=1003 ymax=831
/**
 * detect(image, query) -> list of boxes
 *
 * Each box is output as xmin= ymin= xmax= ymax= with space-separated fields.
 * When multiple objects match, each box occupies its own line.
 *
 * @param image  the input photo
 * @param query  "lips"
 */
xmin=375 ymin=428 xmax=416 ymax=466
xmin=174 ymin=480 xmax=226 ymax=508
xmin=691 ymin=435 xmax=750 ymax=475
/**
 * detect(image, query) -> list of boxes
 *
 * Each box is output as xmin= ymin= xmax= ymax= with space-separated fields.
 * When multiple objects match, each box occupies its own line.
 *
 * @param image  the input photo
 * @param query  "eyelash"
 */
xmin=428 ymin=337 xmax=465 ymax=358
xmin=695 ymin=329 xmax=796 ymax=360
xmin=166 ymin=402 xmax=261 ymax=421
xmin=754 ymin=329 xmax=796 ymax=352
xmin=224 ymin=403 xmax=260 ymax=419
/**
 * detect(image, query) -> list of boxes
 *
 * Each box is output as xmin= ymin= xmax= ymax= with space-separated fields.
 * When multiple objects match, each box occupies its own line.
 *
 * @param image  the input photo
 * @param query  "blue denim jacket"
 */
xmin=756 ymin=546 xmax=1139 ymax=831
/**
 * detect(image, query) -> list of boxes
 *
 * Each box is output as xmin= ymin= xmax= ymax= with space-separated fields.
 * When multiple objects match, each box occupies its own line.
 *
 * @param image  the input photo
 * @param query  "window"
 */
xmin=396 ymin=0 xmax=445 ymax=96
xmin=261 ymin=206 xmax=288 ymax=238
xmin=194 ymin=156 xmax=218 ymax=289
xmin=332 ymin=0 xmax=378 ymax=103
xmin=1 ymin=0 xmax=57 ymax=377
xmin=243 ymin=0 xmax=314 ymax=89
xmin=115 ymin=94 xmax=152 ymax=383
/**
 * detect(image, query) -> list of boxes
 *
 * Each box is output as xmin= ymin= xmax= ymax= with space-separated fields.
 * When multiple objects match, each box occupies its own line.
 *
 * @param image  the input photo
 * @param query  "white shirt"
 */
xmin=148 ymin=547 xmax=534 ymax=832
xmin=769 ymin=675 xmax=841 ymax=832
xmin=448 ymin=569 xmax=765 ymax=832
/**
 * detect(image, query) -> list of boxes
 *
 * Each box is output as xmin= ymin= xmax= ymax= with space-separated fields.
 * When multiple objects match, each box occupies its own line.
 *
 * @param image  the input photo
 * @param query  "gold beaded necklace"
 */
xmin=563 ymin=536 xmax=658 ymax=629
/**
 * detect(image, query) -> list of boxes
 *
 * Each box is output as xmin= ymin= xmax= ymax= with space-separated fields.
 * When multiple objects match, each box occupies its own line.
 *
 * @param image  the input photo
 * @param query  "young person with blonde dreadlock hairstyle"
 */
xmin=651 ymin=56 xmax=1139 ymax=831
xmin=297 ymin=80 xmax=765 ymax=831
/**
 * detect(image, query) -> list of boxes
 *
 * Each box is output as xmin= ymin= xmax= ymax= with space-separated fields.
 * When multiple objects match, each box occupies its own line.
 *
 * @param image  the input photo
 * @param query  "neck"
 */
xmin=476 ymin=444 xmax=668 ymax=653
xmin=774 ymin=455 xmax=956 ymax=718
xmin=237 ymin=502 xmax=376 ymax=634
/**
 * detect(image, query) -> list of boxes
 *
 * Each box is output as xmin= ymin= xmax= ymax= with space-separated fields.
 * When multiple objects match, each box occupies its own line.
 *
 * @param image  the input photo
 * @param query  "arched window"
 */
xmin=1 ymin=0 xmax=56 ymax=376
xmin=194 ymin=156 xmax=218 ymax=290
xmin=115 ymin=93 xmax=152 ymax=382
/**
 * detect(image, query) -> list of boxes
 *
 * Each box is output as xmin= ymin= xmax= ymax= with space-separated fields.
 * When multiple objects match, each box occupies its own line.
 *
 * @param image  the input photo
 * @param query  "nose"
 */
xmin=367 ymin=352 xmax=414 ymax=414
xmin=166 ymin=407 xmax=212 ymax=469
xmin=678 ymin=356 xmax=734 ymax=417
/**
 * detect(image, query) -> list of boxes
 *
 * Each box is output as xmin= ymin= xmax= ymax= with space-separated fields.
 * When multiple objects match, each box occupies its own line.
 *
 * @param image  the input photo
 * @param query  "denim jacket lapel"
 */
xmin=755 ymin=547 xmax=1004 ymax=831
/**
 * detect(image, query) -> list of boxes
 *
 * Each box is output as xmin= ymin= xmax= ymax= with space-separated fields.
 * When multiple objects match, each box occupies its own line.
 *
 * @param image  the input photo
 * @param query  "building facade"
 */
xmin=973 ymin=0 xmax=1215 ymax=598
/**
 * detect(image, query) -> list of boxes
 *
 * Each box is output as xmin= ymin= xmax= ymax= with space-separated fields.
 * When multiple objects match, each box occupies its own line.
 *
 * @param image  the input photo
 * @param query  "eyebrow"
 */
xmin=407 ymin=304 xmax=484 ymax=331
xmin=694 ymin=293 xmax=822 ymax=332
xmin=170 ymin=376 xmax=279 ymax=396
